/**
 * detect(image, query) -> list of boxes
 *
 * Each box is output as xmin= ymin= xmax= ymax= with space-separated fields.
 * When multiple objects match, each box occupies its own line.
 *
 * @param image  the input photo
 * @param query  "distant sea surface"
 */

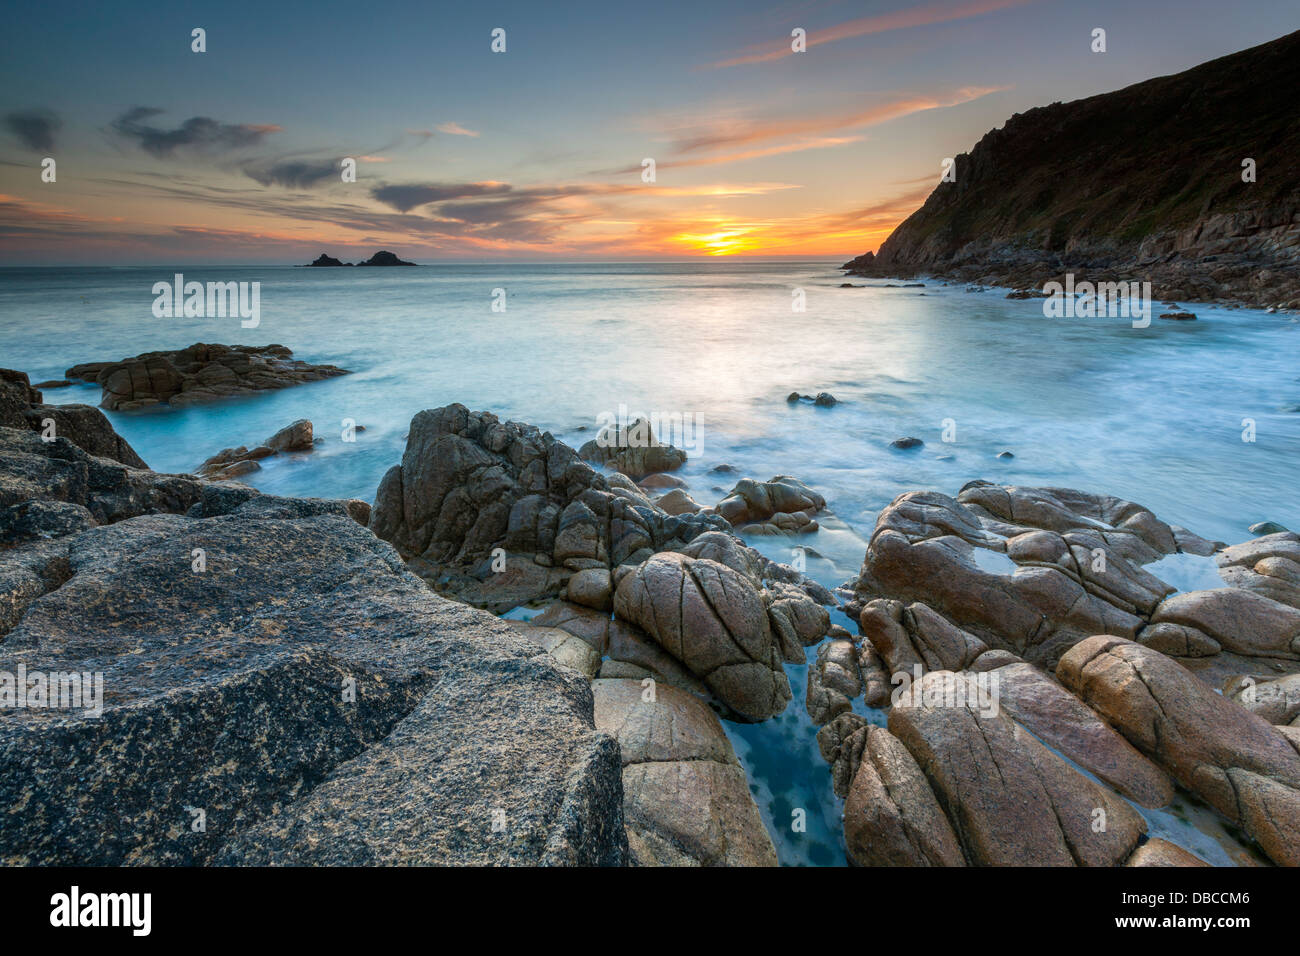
xmin=2 ymin=260 xmax=1297 ymax=866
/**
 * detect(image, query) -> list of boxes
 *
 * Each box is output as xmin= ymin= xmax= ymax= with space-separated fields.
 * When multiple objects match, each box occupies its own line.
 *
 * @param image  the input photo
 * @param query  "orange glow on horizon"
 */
xmin=672 ymin=226 xmax=762 ymax=256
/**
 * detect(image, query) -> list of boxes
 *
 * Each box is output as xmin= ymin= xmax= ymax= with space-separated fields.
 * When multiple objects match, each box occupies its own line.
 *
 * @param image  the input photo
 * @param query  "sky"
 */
xmin=0 ymin=0 xmax=1294 ymax=264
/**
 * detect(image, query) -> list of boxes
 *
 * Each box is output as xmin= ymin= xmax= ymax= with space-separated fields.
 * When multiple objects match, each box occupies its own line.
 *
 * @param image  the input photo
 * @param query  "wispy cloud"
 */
xmin=673 ymin=87 xmax=1003 ymax=153
xmin=241 ymin=158 xmax=339 ymax=188
xmin=4 ymin=109 xmax=61 ymax=152
xmin=436 ymin=122 xmax=480 ymax=137
xmin=370 ymin=181 xmax=512 ymax=213
xmin=110 ymin=107 xmax=281 ymax=157
xmin=710 ymin=0 xmax=1035 ymax=67
xmin=601 ymin=86 xmax=1003 ymax=174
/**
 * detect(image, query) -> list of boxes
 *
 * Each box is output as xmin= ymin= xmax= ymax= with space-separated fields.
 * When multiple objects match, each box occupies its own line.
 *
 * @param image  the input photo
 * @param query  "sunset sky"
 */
xmin=0 ymin=0 xmax=1292 ymax=264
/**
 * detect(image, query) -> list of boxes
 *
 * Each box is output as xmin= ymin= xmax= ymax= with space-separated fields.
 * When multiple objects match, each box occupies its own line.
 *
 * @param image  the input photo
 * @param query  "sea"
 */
xmin=3 ymin=260 xmax=1297 ymax=866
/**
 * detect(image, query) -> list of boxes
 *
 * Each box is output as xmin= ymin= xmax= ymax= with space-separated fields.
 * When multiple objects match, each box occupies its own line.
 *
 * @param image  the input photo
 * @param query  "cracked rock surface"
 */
xmin=592 ymin=677 xmax=775 ymax=866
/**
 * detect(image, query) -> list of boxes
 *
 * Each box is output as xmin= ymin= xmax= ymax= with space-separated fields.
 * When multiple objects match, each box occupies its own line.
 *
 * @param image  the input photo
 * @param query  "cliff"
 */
xmin=845 ymin=30 xmax=1300 ymax=307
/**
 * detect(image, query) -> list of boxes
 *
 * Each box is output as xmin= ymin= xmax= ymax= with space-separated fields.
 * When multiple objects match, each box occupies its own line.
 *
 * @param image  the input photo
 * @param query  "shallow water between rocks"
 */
xmin=5 ymin=260 xmax=1296 ymax=866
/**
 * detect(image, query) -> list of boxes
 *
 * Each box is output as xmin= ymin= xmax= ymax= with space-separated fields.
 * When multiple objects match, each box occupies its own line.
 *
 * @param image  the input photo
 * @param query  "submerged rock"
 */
xmin=196 ymin=419 xmax=315 ymax=480
xmin=1249 ymin=521 xmax=1291 ymax=536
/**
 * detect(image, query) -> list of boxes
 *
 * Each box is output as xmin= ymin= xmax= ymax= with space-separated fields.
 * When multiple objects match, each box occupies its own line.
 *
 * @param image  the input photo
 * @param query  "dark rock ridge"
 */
xmin=1 ymin=368 xmax=146 ymax=467
xmin=843 ymin=30 xmax=1300 ymax=309
xmin=0 ymin=396 xmax=626 ymax=865
xmin=65 ymin=343 xmax=350 ymax=411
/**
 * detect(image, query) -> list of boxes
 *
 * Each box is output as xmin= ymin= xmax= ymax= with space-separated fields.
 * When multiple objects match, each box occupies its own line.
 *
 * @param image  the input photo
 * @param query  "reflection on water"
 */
xmin=4 ymin=261 xmax=1295 ymax=867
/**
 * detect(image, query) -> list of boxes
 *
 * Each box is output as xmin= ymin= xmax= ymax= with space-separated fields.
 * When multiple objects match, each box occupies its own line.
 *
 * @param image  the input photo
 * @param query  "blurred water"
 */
xmin=2 ymin=261 xmax=1296 ymax=866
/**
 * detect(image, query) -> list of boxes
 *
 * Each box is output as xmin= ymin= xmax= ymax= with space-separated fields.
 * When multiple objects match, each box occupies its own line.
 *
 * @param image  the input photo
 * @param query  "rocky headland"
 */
xmin=3 ymin=373 xmax=1298 ymax=867
xmin=843 ymin=30 xmax=1300 ymax=309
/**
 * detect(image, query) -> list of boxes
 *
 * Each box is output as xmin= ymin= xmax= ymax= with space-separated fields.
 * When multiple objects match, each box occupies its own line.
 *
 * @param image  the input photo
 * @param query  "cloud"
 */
xmin=4 ymin=109 xmax=61 ymax=151
xmin=601 ymin=87 xmax=1003 ymax=174
xmin=110 ymin=107 xmax=281 ymax=157
xmin=672 ymin=88 xmax=1002 ymax=154
xmin=242 ymin=158 xmax=340 ymax=188
xmin=436 ymin=122 xmax=480 ymax=137
xmin=599 ymin=136 xmax=865 ymax=175
xmin=710 ymin=0 xmax=1036 ymax=67
xmin=370 ymin=181 xmax=512 ymax=212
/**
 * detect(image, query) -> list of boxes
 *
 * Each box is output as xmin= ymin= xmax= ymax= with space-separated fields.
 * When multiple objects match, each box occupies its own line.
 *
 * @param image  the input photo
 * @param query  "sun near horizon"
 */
xmin=0 ymin=0 xmax=1291 ymax=266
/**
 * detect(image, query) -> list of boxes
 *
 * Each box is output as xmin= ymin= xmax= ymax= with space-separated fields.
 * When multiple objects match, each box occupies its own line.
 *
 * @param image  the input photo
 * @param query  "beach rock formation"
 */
xmin=306 ymin=253 xmax=348 ymax=266
xmin=0 ymin=424 xmax=202 ymax=541
xmin=1127 ymin=839 xmax=1210 ymax=867
xmin=529 ymin=528 xmax=830 ymax=721
xmin=1215 ymin=531 xmax=1300 ymax=609
xmin=805 ymin=637 xmax=862 ymax=725
xmin=64 ymin=343 xmax=349 ymax=411
xmin=824 ymin=478 xmax=1300 ymax=864
xmin=1059 ymin=636 xmax=1300 ymax=866
xmin=368 ymin=404 xmax=729 ymax=611
xmin=842 ymin=30 xmax=1300 ymax=309
xmin=889 ymin=671 xmax=1147 ymax=866
xmin=714 ymin=475 xmax=826 ymax=535
xmin=841 ymin=725 xmax=966 ymax=867
xmin=612 ymin=552 xmax=793 ymax=721
xmin=979 ymin=658 xmax=1174 ymax=808
xmin=0 ymin=415 xmax=626 ymax=866
xmin=850 ymin=482 xmax=1187 ymax=670
xmin=1226 ymin=673 xmax=1300 ymax=726
xmin=592 ymin=678 xmax=776 ymax=866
